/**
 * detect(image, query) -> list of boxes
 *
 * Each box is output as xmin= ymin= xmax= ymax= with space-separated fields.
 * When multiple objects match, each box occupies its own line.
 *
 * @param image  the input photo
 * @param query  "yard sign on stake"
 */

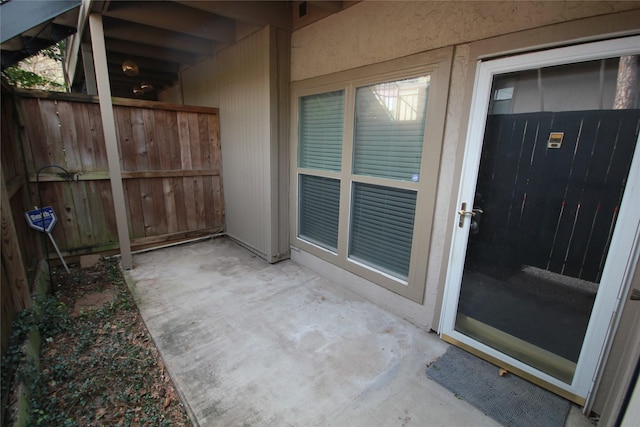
xmin=25 ymin=206 xmax=70 ymax=273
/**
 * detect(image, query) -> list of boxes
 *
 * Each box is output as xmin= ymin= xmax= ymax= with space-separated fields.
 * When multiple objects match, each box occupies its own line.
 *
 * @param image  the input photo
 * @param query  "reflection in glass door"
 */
xmin=454 ymin=54 xmax=640 ymax=386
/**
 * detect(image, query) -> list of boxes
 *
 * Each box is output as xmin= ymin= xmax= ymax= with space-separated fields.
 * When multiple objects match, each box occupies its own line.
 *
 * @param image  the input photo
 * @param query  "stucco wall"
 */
xmin=291 ymin=1 xmax=639 ymax=82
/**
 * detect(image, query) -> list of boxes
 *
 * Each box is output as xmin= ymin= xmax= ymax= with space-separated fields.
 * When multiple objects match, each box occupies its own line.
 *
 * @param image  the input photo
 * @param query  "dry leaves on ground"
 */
xmin=20 ymin=258 xmax=192 ymax=426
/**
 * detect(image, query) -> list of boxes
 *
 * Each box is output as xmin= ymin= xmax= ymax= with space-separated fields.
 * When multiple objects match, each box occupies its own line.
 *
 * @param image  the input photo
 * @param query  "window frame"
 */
xmin=290 ymin=47 xmax=453 ymax=303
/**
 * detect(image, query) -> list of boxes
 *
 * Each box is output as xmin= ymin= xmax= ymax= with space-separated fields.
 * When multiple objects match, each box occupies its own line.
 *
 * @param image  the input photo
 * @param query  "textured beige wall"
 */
xmin=291 ymin=1 xmax=639 ymax=81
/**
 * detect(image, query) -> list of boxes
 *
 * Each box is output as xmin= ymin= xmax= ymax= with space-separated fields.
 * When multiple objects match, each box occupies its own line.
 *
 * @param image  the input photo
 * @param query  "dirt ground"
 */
xmin=8 ymin=258 xmax=192 ymax=426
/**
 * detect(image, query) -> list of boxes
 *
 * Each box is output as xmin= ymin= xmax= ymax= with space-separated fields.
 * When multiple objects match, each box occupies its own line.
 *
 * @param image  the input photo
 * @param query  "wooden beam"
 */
xmin=103 ymin=17 xmax=216 ymax=55
xmin=13 ymin=88 xmax=220 ymax=114
xmin=105 ymin=38 xmax=197 ymax=64
xmin=107 ymin=52 xmax=180 ymax=74
xmin=122 ymin=169 xmax=220 ymax=179
xmin=30 ymin=169 xmax=220 ymax=182
xmin=89 ymin=13 xmax=133 ymax=270
xmin=103 ymin=1 xmax=235 ymax=42
xmin=48 ymin=228 xmax=224 ymax=260
xmin=106 ymin=64 xmax=177 ymax=85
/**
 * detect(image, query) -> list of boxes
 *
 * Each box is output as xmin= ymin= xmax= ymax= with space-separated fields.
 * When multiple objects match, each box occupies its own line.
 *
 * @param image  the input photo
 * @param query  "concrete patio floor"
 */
xmin=125 ymin=237 xmax=591 ymax=426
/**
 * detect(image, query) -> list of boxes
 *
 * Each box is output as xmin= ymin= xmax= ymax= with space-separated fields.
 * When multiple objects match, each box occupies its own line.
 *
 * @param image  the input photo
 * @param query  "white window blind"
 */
xmin=299 ymin=174 xmax=341 ymax=251
xmin=349 ymin=183 xmax=417 ymax=280
xmin=353 ymin=77 xmax=429 ymax=181
xmin=299 ymin=90 xmax=345 ymax=171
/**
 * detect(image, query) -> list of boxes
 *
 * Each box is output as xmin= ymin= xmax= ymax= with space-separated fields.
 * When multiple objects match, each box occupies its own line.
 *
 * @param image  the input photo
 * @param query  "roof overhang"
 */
xmin=64 ymin=0 xmax=296 ymax=99
xmin=1 ymin=0 xmax=81 ymax=69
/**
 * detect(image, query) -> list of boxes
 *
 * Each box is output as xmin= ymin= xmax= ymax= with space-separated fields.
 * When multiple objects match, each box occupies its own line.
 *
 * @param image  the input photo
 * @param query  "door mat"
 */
xmin=426 ymin=346 xmax=571 ymax=427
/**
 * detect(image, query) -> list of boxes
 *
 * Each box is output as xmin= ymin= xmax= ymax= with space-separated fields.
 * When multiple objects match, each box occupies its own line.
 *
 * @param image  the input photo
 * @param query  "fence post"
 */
xmin=88 ymin=13 xmax=133 ymax=269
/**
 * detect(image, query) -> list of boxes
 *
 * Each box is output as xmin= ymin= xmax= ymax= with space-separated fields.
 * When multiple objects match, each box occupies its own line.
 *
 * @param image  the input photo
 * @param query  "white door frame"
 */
xmin=439 ymin=35 xmax=640 ymax=408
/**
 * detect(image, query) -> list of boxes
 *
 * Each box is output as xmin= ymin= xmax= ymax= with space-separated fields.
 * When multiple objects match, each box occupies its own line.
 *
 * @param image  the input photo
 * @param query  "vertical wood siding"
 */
xmin=14 ymin=92 xmax=224 ymax=257
xmin=218 ymin=27 xmax=273 ymax=258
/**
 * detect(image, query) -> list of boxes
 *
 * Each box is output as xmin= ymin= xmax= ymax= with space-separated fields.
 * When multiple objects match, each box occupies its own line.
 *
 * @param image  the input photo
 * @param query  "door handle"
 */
xmin=630 ymin=288 xmax=640 ymax=300
xmin=458 ymin=202 xmax=484 ymax=228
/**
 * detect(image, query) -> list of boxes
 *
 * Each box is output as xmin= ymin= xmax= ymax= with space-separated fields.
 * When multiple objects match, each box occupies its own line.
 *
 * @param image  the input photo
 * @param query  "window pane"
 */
xmin=299 ymin=174 xmax=340 ymax=251
xmin=349 ymin=183 xmax=417 ymax=280
xmin=353 ymin=77 xmax=430 ymax=181
xmin=299 ymin=91 xmax=344 ymax=171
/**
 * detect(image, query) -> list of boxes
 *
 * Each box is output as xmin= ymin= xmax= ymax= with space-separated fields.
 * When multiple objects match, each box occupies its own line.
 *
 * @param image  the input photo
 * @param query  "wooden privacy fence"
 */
xmin=16 ymin=90 xmax=225 ymax=258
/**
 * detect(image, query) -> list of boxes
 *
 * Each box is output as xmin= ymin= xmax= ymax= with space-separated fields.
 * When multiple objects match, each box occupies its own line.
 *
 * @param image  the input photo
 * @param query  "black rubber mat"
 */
xmin=426 ymin=346 xmax=571 ymax=427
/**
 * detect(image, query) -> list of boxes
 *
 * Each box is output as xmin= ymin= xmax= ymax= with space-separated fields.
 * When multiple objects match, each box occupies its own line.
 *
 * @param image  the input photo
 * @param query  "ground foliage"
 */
xmin=2 ymin=258 xmax=192 ymax=426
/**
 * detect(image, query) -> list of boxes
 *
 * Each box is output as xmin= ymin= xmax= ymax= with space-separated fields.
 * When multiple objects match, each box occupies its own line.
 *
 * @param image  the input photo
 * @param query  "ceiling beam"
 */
xmin=107 ymin=64 xmax=177 ymax=85
xmin=175 ymin=1 xmax=292 ymax=30
xmin=107 ymin=52 xmax=180 ymax=74
xmin=102 ymin=1 xmax=235 ymax=43
xmin=103 ymin=17 xmax=216 ymax=55
xmin=105 ymin=38 xmax=197 ymax=64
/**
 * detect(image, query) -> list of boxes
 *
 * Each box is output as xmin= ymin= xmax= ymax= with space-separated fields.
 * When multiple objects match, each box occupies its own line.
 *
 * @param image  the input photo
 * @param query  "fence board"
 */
xmin=203 ymin=176 xmax=215 ymax=229
xmin=40 ymin=99 xmax=66 ymax=166
xmin=199 ymin=114 xmax=212 ymax=169
xmin=86 ymin=180 xmax=112 ymax=244
xmin=154 ymin=110 xmax=173 ymax=170
xmin=178 ymin=112 xmax=193 ymax=169
xmin=189 ymin=113 xmax=202 ymax=169
xmin=72 ymin=102 xmax=96 ymax=170
xmin=163 ymin=177 xmax=178 ymax=234
xmin=143 ymin=109 xmax=161 ymax=170
xmin=57 ymin=100 xmax=83 ymax=172
xmin=211 ymin=114 xmax=221 ymax=169
xmin=21 ymin=98 xmax=49 ymax=169
xmin=88 ymin=103 xmax=108 ymax=170
xmin=131 ymin=108 xmax=149 ymax=171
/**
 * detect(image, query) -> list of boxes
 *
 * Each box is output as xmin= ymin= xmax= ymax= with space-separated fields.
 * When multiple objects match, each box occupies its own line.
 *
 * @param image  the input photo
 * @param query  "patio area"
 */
xmin=124 ymin=237 xmax=588 ymax=426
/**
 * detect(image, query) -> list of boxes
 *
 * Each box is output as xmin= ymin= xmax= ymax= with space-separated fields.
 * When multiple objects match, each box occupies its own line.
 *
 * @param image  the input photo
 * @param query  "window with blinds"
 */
xmin=296 ymin=77 xmax=429 ymax=280
xmin=299 ymin=175 xmax=340 ymax=251
xmin=349 ymin=183 xmax=417 ymax=280
xmin=299 ymin=91 xmax=344 ymax=172
xmin=294 ymin=70 xmax=436 ymax=296
xmin=297 ymin=90 xmax=344 ymax=252
xmin=292 ymin=49 xmax=452 ymax=302
xmin=353 ymin=77 xmax=430 ymax=181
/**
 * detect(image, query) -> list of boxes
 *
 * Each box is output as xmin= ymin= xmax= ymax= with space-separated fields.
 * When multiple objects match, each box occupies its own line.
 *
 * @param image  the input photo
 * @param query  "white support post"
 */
xmin=88 ymin=13 xmax=133 ymax=269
